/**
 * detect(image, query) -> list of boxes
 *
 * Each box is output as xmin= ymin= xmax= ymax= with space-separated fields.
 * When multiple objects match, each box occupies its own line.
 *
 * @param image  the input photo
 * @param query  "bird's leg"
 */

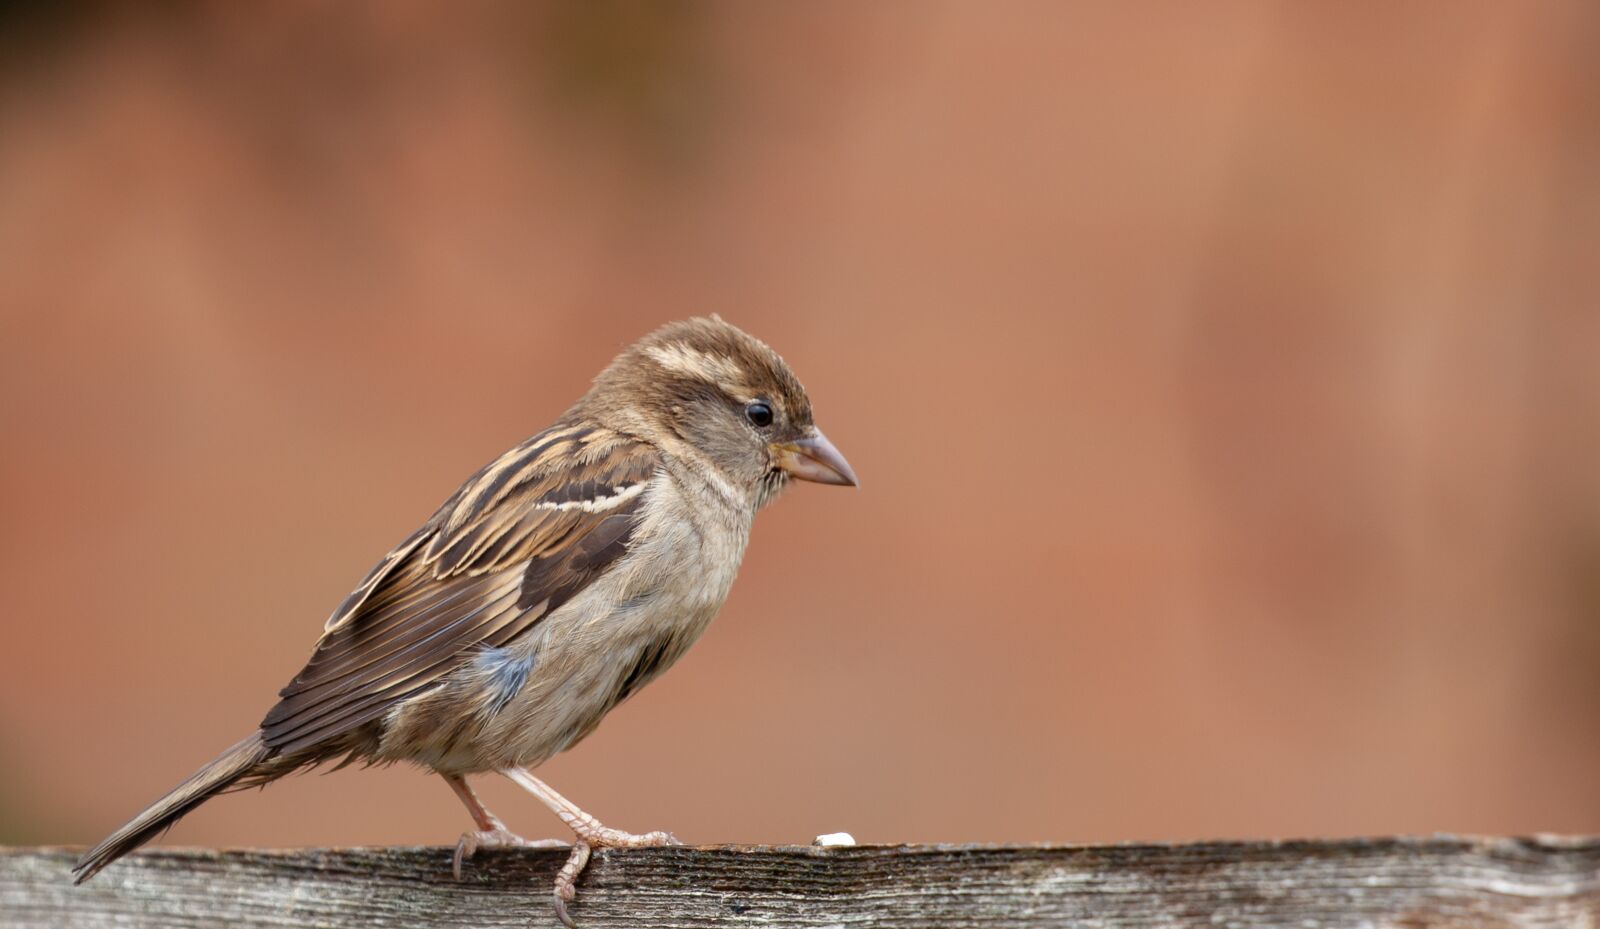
xmin=502 ymin=766 xmax=681 ymax=847
xmin=443 ymin=774 xmax=566 ymax=880
xmin=501 ymin=767 xmax=681 ymax=926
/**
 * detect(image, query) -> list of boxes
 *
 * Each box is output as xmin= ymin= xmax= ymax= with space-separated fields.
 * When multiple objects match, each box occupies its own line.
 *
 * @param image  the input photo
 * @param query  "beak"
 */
xmin=771 ymin=428 xmax=858 ymax=487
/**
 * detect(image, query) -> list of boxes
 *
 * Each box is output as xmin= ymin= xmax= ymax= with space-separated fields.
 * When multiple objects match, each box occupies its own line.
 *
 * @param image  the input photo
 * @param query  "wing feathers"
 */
xmin=269 ymin=576 xmax=527 ymax=753
xmin=321 ymin=528 xmax=429 ymax=633
xmin=520 ymin=508 xmax=638 ymax=611
xmin=259 ymin=426 xmax=659 ymax=755
xmin=271 ymin=569 xmax=516 ymax=709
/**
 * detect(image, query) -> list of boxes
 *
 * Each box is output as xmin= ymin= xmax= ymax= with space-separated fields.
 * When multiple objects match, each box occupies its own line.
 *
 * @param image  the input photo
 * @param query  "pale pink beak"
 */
xmin=771 ymin=429 xmax=858 ymax=487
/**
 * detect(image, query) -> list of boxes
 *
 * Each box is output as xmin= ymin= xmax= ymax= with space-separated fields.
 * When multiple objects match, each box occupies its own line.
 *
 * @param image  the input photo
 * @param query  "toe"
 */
xmin=452 ymin=839 xmax=472 ymax=881
xmin=550 ymin=840 xmax=592 ymax=928
xmin=524 ymin=838 xmax=570 ymax=849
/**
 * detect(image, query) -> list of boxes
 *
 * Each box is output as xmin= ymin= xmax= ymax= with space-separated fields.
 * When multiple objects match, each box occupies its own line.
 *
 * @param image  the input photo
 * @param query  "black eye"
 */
xmin=744 ymin=400 xmax=774 ymax=428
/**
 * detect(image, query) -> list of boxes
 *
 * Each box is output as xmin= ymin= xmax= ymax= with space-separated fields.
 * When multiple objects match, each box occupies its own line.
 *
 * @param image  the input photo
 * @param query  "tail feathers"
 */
xmin=73 ymin=732 xmax=271 ymax=883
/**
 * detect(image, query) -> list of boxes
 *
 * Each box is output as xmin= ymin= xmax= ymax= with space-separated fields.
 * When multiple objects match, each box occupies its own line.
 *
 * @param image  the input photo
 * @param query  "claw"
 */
xmin=553 ymin=841 xmax=591 ymax=929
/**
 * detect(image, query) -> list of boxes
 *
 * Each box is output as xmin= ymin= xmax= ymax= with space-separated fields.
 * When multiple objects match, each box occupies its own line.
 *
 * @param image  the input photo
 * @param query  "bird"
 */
xmin=73 ymin=316 xmax=857 ymax=925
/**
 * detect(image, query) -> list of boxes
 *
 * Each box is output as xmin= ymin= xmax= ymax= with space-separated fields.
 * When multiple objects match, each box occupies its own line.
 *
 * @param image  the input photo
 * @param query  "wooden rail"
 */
xmin=5 ymin=837 xmax=1600 ymax=927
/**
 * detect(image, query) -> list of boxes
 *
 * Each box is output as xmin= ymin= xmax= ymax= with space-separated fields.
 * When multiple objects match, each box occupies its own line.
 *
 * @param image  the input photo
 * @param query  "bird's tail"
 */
xmin=73 ymin=731 xmax=271 ymax=883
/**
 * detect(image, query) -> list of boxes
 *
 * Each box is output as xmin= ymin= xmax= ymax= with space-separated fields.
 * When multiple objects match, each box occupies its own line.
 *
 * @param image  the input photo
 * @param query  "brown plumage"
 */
xmin=74 ymin=317 xmax=857 ymax=924
xmin=261 ymin=425 xmax=657 ymax=755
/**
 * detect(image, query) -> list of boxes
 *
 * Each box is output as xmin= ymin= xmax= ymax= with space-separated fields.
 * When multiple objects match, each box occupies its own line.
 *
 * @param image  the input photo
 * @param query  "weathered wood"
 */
xmin=4 ymin=837 xmax=1599 ymax=928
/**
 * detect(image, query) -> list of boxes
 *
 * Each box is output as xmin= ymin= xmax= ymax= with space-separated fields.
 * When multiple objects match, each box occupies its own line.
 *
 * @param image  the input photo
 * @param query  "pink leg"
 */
xmin=442 ymin=774 xmax=566 ymax=880
xmin=501 ymin=767 xmax=679 ymax=847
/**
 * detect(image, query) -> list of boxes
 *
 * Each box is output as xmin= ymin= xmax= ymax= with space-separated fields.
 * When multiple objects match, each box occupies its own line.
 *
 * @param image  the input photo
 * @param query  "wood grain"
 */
xmin=5 ymin=838 xmax=1600 ymax=928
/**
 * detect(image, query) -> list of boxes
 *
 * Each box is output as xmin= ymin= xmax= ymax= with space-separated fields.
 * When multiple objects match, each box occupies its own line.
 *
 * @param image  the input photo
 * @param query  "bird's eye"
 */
xmin=745 ymin=400 xmax=774 ymax=428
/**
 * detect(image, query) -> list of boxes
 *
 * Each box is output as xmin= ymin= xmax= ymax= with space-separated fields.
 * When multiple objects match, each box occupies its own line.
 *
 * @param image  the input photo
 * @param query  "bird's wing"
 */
xmin=259 ymin=424 xmax=659 ymax=755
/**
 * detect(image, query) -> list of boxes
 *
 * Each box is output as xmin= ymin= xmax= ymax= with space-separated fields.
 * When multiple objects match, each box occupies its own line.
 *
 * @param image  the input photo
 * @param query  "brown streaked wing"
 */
xmin=319 ymin=527 xmax=429 ymax=633
xmin=259 ymin=427 xmax=659 ymax=755
xmin=426 ymin=425 xmax=656 ymax=578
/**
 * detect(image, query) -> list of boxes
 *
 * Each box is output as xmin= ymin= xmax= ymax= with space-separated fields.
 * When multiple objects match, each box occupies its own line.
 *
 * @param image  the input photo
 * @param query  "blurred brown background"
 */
xmin=2 ymin=2 xmax=1599 ymax=853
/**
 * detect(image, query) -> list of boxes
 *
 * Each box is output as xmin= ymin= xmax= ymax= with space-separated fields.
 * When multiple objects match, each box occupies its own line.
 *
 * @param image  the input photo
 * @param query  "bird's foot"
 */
xmin=555 ymin=798 xmax=682 ymax=849
xmin=498 ymin=769 xmax=684 ymax=926
xmin=550 ymin=822 xmax=681 ymax=926
xmin=452 ymin=828 xmax=567 ymax=880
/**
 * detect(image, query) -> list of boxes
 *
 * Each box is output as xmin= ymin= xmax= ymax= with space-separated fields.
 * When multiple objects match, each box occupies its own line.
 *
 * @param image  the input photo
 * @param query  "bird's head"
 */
xmin=582 ymin=316 xmax=857 ymax=505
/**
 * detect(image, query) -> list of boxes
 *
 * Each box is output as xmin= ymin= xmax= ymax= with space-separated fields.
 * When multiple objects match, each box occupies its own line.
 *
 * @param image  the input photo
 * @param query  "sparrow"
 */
xmin=73 ymin=317 xmax=857 ymax=925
